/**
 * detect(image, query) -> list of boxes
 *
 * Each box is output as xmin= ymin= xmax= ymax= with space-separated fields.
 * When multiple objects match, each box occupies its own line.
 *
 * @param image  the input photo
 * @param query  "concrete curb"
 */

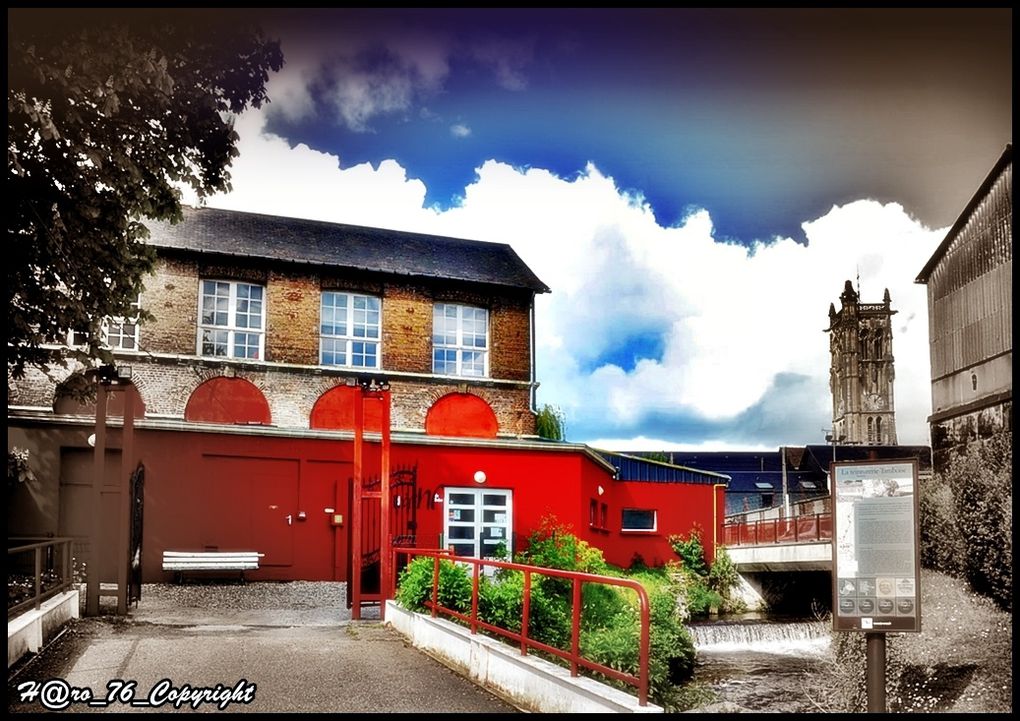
xmin=8 ymin=590 xmax=80 ymax=668
xmin=386 ymin=600 xmax=662 ymax=713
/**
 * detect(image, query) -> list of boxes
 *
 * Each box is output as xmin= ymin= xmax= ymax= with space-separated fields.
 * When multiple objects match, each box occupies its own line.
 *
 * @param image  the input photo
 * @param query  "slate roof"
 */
xmin=144 ymin=207 xmax=550 ymax=293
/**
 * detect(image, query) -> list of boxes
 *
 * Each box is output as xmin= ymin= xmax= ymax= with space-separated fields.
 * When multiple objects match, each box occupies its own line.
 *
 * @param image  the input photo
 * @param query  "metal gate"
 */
xmin=347 ymin=465 xmax=417 ymax=607
xmin=128 ymin=463 xmax=144 ymax=607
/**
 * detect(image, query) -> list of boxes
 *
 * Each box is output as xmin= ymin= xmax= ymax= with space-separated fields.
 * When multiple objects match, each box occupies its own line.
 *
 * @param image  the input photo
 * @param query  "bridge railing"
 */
xmin=723 ymin=512 xmax=832 ymax=546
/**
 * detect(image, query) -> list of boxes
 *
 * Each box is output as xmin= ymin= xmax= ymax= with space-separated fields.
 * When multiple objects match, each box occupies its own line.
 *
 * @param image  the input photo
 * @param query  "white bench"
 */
xmin=162 ymin=551 xmax=263 ymax=583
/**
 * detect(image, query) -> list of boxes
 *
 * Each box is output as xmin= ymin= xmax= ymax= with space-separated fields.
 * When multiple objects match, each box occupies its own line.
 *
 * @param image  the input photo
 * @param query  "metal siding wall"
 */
xmin=928 ymin=162 xmax=1012 ymax=381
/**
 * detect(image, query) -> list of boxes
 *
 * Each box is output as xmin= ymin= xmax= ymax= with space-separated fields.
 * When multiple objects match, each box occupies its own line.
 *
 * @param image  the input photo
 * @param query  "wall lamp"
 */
xmin=95 ymin=364 xmax=132 ymax=385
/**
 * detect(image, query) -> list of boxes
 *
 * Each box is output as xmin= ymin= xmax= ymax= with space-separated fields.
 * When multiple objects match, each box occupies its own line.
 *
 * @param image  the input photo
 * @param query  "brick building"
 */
xmin=8 ymin=207 xmax=726 ymax=590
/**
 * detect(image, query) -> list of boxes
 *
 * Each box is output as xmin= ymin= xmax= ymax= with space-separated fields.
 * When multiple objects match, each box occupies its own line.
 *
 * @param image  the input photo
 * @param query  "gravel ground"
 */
xmin=127 ymin=581 xmax=380 ymax=625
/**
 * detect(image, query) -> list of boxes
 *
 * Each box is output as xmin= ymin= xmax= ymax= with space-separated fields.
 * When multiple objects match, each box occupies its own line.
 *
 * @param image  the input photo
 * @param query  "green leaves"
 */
xmin=7 ymin=10 xmax=284 ymax=377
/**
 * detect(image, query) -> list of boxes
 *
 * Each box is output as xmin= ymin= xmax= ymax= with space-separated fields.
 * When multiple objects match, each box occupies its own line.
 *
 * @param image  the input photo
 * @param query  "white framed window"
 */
xmin=444 ymin=488 xmax=512 ymax=559
xmin=433 ymin=303 xmax=488 ymax=377
xmin=198 ymin=280 xmax=265 ymax=360
xmin=67 ymin=294 xmax=142 ymax=351
xmin=105 ymin=295 xmax=142 ymax=351
xmin=320 ymin=292 xmax=381 ymax=368
xmin=621 ymin=508 xmax=657 ymax=532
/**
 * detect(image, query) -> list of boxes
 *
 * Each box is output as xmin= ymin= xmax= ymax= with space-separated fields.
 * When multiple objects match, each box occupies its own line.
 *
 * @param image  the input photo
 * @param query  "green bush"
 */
xmin=395 ymin=556 xmax=472 ymax=614
xmin=707 ymin=546 xmax=746 ymax=614
xmin=668 ymin=527 xmax=709 ymax=578
xmin=581 ymin=576 xmax=697 ymax=706
xmin=477 ymin=570 xmax=573 ymax=648
xmin=945 ymin=437 xmax=1012 ymax=610
xmin=919 ymin=473 xmax=964 ymax=575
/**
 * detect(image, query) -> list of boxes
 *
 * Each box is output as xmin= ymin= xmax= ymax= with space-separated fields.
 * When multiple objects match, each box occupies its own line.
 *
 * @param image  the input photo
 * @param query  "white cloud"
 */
xmin=589 ymin=438 xmax=775 ymax=453
xmin=450 ymin=123 xmax=472 ymax=138
xmin=266 ymin=29 xmax=452 ymax=131
xmin=202 ymin=110 xmax=943 ymax=449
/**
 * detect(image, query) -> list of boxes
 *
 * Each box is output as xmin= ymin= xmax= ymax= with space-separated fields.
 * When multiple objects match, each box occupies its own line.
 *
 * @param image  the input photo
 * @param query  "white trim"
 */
xmin=444 ymin=487 xmax=513 ymax=560
xmin=433 ymin=303 xmax=490 ymax=378
xmin=197 ymin=279 xmax=266 ymax=360
xmin=319 ymin=291 xmax=382 ymax=369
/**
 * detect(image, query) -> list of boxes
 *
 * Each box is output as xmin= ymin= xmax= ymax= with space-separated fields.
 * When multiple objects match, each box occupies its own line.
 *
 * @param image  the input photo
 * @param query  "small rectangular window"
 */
xmin=621 ymin=508 xmax=656 ymax=532
xmin=589 ymin=499 xmax=598 ymax=527
xmin=600 ymin=503 xmax=608 ymax=529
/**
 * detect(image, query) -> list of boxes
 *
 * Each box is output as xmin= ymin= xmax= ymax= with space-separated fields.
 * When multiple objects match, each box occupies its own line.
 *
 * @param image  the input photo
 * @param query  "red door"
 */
xmin=202 ymin=456 xmax=298 ymax=567
xmin=303 ymin=460 xmax=351 ymax=580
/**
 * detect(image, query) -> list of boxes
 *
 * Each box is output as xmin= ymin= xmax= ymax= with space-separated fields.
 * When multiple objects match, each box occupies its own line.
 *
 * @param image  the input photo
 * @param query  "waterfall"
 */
xmin=688 ymin=619 xmax=830 ymax=653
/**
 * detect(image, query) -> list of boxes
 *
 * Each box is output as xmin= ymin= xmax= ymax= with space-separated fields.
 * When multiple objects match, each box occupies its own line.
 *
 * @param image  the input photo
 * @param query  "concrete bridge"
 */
xmin=722 ymin=497 xmax=832 ymax=572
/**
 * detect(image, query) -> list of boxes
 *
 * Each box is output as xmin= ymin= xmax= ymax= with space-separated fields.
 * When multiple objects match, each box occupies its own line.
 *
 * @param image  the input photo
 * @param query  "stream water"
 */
xmin=687 ymin=616 xmax=832 ymax=712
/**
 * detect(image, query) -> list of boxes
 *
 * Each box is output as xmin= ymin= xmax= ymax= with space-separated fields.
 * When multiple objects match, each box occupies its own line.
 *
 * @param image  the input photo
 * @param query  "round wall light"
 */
xmin=473 ymin=470 xmax=487 ymax=484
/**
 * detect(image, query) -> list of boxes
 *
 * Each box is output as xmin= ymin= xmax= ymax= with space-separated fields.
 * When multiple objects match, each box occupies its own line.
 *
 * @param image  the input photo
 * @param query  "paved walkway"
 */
xmin=8 ymin=583 xmax=517 ymax=714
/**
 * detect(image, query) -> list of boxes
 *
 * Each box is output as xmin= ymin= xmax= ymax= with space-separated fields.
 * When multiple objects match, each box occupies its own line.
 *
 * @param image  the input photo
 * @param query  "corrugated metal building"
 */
xmin=916 ymin=144 xmax=1012 ymax=470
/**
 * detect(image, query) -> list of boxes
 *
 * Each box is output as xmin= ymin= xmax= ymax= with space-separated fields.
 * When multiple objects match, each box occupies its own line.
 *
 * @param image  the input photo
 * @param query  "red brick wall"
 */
xmin=13 ymin=254 xmax=539 ymax=436
xmin=266 ymin=270 xmax=319 ymax=364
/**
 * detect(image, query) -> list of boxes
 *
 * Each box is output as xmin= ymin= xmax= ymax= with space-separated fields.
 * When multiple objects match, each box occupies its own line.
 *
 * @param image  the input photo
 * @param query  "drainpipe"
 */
xmin=529 ymin=295 xmax=538 ymax=414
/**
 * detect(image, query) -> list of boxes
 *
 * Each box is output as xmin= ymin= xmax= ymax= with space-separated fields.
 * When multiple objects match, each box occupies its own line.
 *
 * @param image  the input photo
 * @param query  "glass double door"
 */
xmin=444 ymin=488 xmax=512 ymax=559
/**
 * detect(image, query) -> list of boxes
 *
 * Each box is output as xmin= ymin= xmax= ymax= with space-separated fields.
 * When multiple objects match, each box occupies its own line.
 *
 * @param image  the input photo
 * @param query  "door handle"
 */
xmin=286 ymin=514 xmax=293 ymax=526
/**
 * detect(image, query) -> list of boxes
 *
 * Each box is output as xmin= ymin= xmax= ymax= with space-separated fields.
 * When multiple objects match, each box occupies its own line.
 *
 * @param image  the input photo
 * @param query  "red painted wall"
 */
xmin=184 ymin=377 xmax=272 ymax=425
xmin=310 ymin=385 xmax=383 ymax=431
xmin=129 ymin=428 xmax=721 ymax=582
xmin=424 ymin=393 xmax=499 ymax=438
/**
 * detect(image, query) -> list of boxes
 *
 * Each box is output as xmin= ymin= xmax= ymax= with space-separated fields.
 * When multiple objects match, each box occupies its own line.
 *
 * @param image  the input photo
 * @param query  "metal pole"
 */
xmin=378 ymin=388 xmax=391 ymax=620
xmin=351 ymin=385 xmax=364 ymax=620
xmin=781 ymin=445 xmax=790 ymax=515
xmin=866 ymin=632 xmax=886 ymax=712
xmin=117 ymin=385 xmax=134 ymax=615
xmin=88 ymin=382 xmax=108 ymax=616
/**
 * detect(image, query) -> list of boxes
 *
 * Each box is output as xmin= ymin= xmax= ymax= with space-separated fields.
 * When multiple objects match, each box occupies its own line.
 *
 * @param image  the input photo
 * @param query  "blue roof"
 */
xmin=596 ymin=451 xmax=730 ymax=486
xmin=624 ymin=445 xmax=931 ymax=494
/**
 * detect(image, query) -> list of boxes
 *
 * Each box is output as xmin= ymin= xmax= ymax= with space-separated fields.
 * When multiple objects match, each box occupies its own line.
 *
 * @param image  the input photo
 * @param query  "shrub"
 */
xmin=707 ymin=546 xmax=746 ymax=614
xmin=918 ymin=474 xmax=964 ymax=575
xmin=938 ymin=435 xmax=1012 ymax=610
xmin=395 ymin=556 xmax=472 ymax=614
xmin=582 ymin=571 xmax=697 ymax=706
xmin=668 ymin=527 xmax=708 ymax=578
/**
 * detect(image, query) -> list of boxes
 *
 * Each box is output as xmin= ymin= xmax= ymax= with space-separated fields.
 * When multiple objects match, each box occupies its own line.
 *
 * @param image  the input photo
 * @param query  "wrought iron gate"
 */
xmin=347 ymin=465 xmax=417 ymax=607
xmin=128 ymin=463 xmax=144 ymax=607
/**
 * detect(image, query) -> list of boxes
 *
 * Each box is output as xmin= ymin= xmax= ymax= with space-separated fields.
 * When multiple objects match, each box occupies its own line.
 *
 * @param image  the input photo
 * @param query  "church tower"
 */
xmin=825 ymin=280 xmax=898 ymax=445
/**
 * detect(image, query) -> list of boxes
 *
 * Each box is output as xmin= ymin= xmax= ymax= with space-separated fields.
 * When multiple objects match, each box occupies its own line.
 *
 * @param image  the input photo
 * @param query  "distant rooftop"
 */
xmin=145 ymin=206 xmax=550 ymax=293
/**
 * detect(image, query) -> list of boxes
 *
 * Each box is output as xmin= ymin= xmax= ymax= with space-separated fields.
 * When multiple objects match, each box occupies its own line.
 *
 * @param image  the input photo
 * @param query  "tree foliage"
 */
xmin=535 ymin=403 xmax=566 ymax=441
xmin=7 ymin=9 xmax=283 ymax=377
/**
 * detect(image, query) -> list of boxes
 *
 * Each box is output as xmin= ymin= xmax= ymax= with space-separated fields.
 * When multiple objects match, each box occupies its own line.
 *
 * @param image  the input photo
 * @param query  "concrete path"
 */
xmin=8 ymin=584 xmax=517 ymax=714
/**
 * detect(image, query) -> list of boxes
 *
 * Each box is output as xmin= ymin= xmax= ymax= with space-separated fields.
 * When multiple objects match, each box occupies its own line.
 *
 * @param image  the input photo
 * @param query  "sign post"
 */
xmin=831 ymin=459 xmax=921 ymax=712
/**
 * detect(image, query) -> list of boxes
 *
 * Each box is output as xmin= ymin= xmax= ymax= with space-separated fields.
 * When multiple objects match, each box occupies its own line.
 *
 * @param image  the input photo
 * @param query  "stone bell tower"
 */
xmin=825 ymin=280 xmax=898 ymax=445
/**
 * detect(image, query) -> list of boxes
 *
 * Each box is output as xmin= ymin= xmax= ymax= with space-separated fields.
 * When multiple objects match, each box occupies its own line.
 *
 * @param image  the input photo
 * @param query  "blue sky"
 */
xmin=195 ymin=8 xmax=1010 ymax=449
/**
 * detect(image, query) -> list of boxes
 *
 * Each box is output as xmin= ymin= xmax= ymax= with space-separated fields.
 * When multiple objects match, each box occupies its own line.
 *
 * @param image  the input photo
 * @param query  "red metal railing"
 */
xmin=723 ymin=512 xmax=833 ymax=546
xmin=393 ymin=547 xmax=651 ymax=706
xmin=7 ymin=537 xmax=75 ymax=619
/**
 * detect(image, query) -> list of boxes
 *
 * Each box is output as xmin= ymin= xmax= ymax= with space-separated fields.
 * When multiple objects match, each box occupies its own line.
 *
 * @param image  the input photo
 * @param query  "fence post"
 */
xmin=521 ymin=570 xmax=531 ymax=656
xmin=431 ymin=554 xmax=440 ymax=618
xmin=471 ymin=562 xmax=479 ymax=634
xmin=34 ymin=547 xmax=42 ymax=610
xmin=570 ymin=578 xmax=581 ymax=677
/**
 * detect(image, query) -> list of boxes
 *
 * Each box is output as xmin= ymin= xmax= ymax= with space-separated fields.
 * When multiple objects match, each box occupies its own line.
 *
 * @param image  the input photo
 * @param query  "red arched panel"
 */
xmin=184 ymin=377 xmax=271 ymax=425
xmin=309 ymin=385 xmax=383 ymax=432
xmin=54 ymin=384 xmax=147 ymax=419
xmin=425 ymin=393 xmax=498 ymax=439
